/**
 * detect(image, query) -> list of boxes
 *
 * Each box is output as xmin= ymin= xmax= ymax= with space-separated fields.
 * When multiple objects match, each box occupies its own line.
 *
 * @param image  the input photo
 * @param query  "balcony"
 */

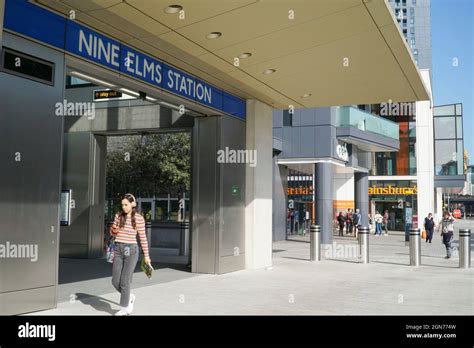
xmin=335 ymin=106 xmax=400 ymax=152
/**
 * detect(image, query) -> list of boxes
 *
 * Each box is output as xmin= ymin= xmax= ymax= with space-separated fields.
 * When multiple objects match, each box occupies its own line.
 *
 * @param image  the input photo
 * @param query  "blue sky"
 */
xmin=432 ymin=0 xmax=473 ymax=160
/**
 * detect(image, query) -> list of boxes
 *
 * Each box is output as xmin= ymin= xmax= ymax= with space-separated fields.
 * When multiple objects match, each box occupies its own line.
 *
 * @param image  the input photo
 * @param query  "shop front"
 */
xmin=369 ymin=180 xmax=418 ymax=231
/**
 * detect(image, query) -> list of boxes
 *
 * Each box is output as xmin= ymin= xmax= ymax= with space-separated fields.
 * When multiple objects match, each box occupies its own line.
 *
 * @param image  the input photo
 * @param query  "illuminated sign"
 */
xmin=368 ymin=186 xmax=418 ymax=195
xmin=336 ymin=143 xmax=349 ymax=162
xmin=288 ymin=186 xmax=314 ymax=195
xmin=93 ymin=90 xmax=122 ymax=100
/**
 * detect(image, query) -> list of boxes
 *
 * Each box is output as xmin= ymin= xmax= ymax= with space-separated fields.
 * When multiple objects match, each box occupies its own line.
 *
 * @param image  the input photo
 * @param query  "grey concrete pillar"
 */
xmin=355 ymin=172 xmax=369 ymax=227
xmin=315 ymin=162 xmax=333 ymax=244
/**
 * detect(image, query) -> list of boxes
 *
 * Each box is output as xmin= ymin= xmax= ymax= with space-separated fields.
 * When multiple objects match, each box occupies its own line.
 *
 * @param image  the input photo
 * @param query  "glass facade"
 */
xmin=370 ymin=103 xmax=416 ymax=176
xmin=433 ymin=104 xmax=464 ymax=176
xmin=388 ymin=0 xmax=431 ymax=70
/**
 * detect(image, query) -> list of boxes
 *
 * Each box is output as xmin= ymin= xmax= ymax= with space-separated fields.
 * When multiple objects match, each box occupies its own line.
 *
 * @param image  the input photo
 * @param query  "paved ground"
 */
xmin=30 ymin=220 xmax=474 ymax=315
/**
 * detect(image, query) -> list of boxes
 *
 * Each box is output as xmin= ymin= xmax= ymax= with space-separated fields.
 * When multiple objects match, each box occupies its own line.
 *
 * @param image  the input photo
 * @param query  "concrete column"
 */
xmin=245 ymin=99 xmax=273 ymax=270
xmin=355 ymin=172 xmax=369 ymax=227
xmin=315 ymin=162 xmax=333 ymax=244
xmin=416 ymin=70 xmax=435 ymax=223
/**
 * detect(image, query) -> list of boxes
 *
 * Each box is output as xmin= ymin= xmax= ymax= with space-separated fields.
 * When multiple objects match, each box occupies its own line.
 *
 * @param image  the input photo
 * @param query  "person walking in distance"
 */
xmin=337 ymin=212 xmax=345 ymax=237
xmin=352 ymin=209 xmax=362 ymax=237
xmin=424 ymin=213 xmax=435 ymax=243
xmin=110 ymin=193 xmax=151 ymax=315
xmin=439 ymin=211 xmax=455 ymax=259
xmin=374 ymin=211 xmax=383 ymax=236
xmin=346 ymin=209 xmax=353 ymax=236
xmin=383 ymin=210 xmax=389 ymax=235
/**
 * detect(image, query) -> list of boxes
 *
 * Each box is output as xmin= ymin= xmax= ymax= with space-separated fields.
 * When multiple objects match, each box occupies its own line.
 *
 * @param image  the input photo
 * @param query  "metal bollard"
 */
xmin=358 ymin=226 xmax=369 ymax=264
xmin=409 ymin=228 xmax=421 ymax=266
xmin=459 ymin=229 xmax=471 ymax=269
xmin=310 ymin=225 xmax=321 ymax=261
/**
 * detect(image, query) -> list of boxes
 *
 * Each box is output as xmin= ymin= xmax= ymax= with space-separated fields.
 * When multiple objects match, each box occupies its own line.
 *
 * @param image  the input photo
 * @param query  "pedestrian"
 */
xmin=109 ymin=193 xmax=152 ymax=316
xmin=424 ymin=212 xmax=435 ymax=243
xmin=290 ymin=209 xmax=295 ymax=234
xmin=389 ymin=211 xmax=396 ymax=230
xmin=374 ymin=211 xmax=383 ymax=236
xmin=346 ymin=209 xmax=353 ymax=235
xmin=439 ymin=211 xmax=455 ymax=259
xmin=352 ymin=208 xmax=362 ymax=236
xmin=337 ymin=212 xmax=345 ymax=237
xmin=368 ymin=213 xmax=374 ymax=233
xmin=294 ymin=209 xmax=300 ymax=234
xmin=383 ymin=210 xmax=389 ymax=235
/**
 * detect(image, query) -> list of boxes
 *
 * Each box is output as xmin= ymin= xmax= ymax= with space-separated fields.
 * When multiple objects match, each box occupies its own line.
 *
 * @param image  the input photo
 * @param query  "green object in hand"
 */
xmin=141 ymin=258 xmax=153 ymax=279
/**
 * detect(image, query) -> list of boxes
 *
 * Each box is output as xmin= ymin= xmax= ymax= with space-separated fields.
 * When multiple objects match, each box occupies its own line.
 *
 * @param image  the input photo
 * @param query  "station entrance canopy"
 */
xmin=10 ymin=0 xmax=429 ymax=109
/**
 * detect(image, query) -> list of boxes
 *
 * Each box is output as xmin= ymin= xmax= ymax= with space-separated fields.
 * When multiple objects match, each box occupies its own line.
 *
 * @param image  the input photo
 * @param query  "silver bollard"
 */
xmin=358 ymin=226 xmax=369 ymax=264
xmin=459 ymin=229 xmax=471 ymax=269
xmin=310 ymin=225 xmax=321 ymax=261
xmin=409 ymin=228 xmax=421 ymax=266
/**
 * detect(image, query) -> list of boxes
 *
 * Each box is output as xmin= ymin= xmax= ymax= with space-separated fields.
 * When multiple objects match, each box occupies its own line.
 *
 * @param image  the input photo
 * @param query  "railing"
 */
xmin=336 ymin=106 xmax=399 ymax=140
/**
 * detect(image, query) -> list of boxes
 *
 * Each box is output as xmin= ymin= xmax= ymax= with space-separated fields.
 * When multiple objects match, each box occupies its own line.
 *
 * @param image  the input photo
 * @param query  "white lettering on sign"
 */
xmin=167 ymin=70 xmax=212 ymax=104
xmin=79 ymin=29 xmax=119 ymax=67
xmin=336 ymin=143 xmax=349 ymax=162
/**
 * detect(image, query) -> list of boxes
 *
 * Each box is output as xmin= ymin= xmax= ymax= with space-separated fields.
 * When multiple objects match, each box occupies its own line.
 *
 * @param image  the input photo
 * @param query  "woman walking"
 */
xmin=110 ymin=193 xmax=151 ymax=315
xmin=374 ymin=211 xmax=383 ymax=236
xmin=439 ymin=211 xmax=455 ymax=259
xmin=383 ymin=210 xmax=389 ymax=235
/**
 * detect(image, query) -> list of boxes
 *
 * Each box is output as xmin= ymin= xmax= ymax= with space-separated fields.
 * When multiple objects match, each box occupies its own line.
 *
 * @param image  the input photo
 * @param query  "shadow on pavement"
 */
xmin=59 ymin=258 xmax=190 ymax=284
xmin=74 ymin=293 xmax=118 ymax=315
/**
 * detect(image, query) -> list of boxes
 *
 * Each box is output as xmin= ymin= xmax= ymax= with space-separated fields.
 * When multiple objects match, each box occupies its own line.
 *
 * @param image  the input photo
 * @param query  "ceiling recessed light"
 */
xmin=263 ymin=69 xmax=276 ymax=75
xmin=164 ymin=5 xmax=183 ymax=14
xmin=301 ymin=93 xmax=312 ymax=98
xmin=238 ymin=52 xmax=252 ymax=59
xmin=206 ymin=32 xmax=222 ymax=39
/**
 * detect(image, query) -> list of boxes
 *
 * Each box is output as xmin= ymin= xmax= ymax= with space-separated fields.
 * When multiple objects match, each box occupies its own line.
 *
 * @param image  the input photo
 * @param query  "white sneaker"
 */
xmin=115 ymin=307 xmax=129 ymax=316
xmin=126 ymin=294 xmax=136 ymax=314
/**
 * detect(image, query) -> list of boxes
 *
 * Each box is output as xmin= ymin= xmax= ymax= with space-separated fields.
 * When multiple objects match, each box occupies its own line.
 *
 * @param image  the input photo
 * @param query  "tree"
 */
xmin=106 ymin=132 xmax=191 ymax=200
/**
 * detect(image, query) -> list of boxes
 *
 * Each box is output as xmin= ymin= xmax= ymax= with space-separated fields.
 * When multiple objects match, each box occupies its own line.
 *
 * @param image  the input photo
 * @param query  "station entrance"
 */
xmin=58 ymin=55 xmax=247 ymax=281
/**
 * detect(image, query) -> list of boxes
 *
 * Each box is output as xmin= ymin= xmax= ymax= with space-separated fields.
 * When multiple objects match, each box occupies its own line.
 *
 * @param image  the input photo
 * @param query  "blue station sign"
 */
xmin=4 ymin=0 xmax=246 ymax=119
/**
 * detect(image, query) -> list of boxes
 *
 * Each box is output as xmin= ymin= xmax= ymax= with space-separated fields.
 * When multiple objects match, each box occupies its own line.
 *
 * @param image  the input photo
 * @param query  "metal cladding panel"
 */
xmin=0 ymin=33 xmax=64 ymax=311
xmin=192 ymin=117 xmax=219 ymax=273
xmin=218 ymin=115 xmax=246 ymax=273
xmin=60 ymin=133 xmax=92 ymax=254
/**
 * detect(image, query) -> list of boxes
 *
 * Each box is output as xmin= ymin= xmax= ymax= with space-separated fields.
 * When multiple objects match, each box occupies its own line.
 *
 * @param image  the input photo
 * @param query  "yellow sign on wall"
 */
xmin=369 ymin=186 xmax=417 ymax=195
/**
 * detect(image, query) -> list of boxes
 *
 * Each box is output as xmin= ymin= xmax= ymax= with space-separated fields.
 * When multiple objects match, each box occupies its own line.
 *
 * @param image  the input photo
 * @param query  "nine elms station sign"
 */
xmin=4 ymin=0 xmax=246 ymax=119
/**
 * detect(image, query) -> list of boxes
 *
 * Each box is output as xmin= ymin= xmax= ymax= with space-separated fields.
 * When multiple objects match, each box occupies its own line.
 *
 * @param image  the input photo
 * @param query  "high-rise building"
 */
xmin=388 ymin=0 xmax=432 ymax=70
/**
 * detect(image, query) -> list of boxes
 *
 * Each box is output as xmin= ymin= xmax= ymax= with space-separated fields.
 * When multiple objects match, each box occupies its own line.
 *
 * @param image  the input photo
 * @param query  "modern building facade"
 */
xmin=388 ymin=0 xmax=432 ymax=69
xmin=273 ymin=106 xmax=400 ymax=243
xmin=1 ymin=0 xmax=429 ymax=315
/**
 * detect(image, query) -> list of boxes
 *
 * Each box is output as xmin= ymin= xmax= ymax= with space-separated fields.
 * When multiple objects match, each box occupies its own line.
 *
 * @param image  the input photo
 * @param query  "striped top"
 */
xmin=112 ymin=213 xmax=149 ymax=259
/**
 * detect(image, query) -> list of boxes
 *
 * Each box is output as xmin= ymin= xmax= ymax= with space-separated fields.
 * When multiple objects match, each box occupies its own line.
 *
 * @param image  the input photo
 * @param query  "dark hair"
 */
xmin=119 ymin=194 xmax=138 ymax=230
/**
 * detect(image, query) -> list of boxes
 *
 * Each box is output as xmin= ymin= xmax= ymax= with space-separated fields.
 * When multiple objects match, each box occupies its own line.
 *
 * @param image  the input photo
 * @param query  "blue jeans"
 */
xmin=375 ymin=223 xmax=382 ymax=235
